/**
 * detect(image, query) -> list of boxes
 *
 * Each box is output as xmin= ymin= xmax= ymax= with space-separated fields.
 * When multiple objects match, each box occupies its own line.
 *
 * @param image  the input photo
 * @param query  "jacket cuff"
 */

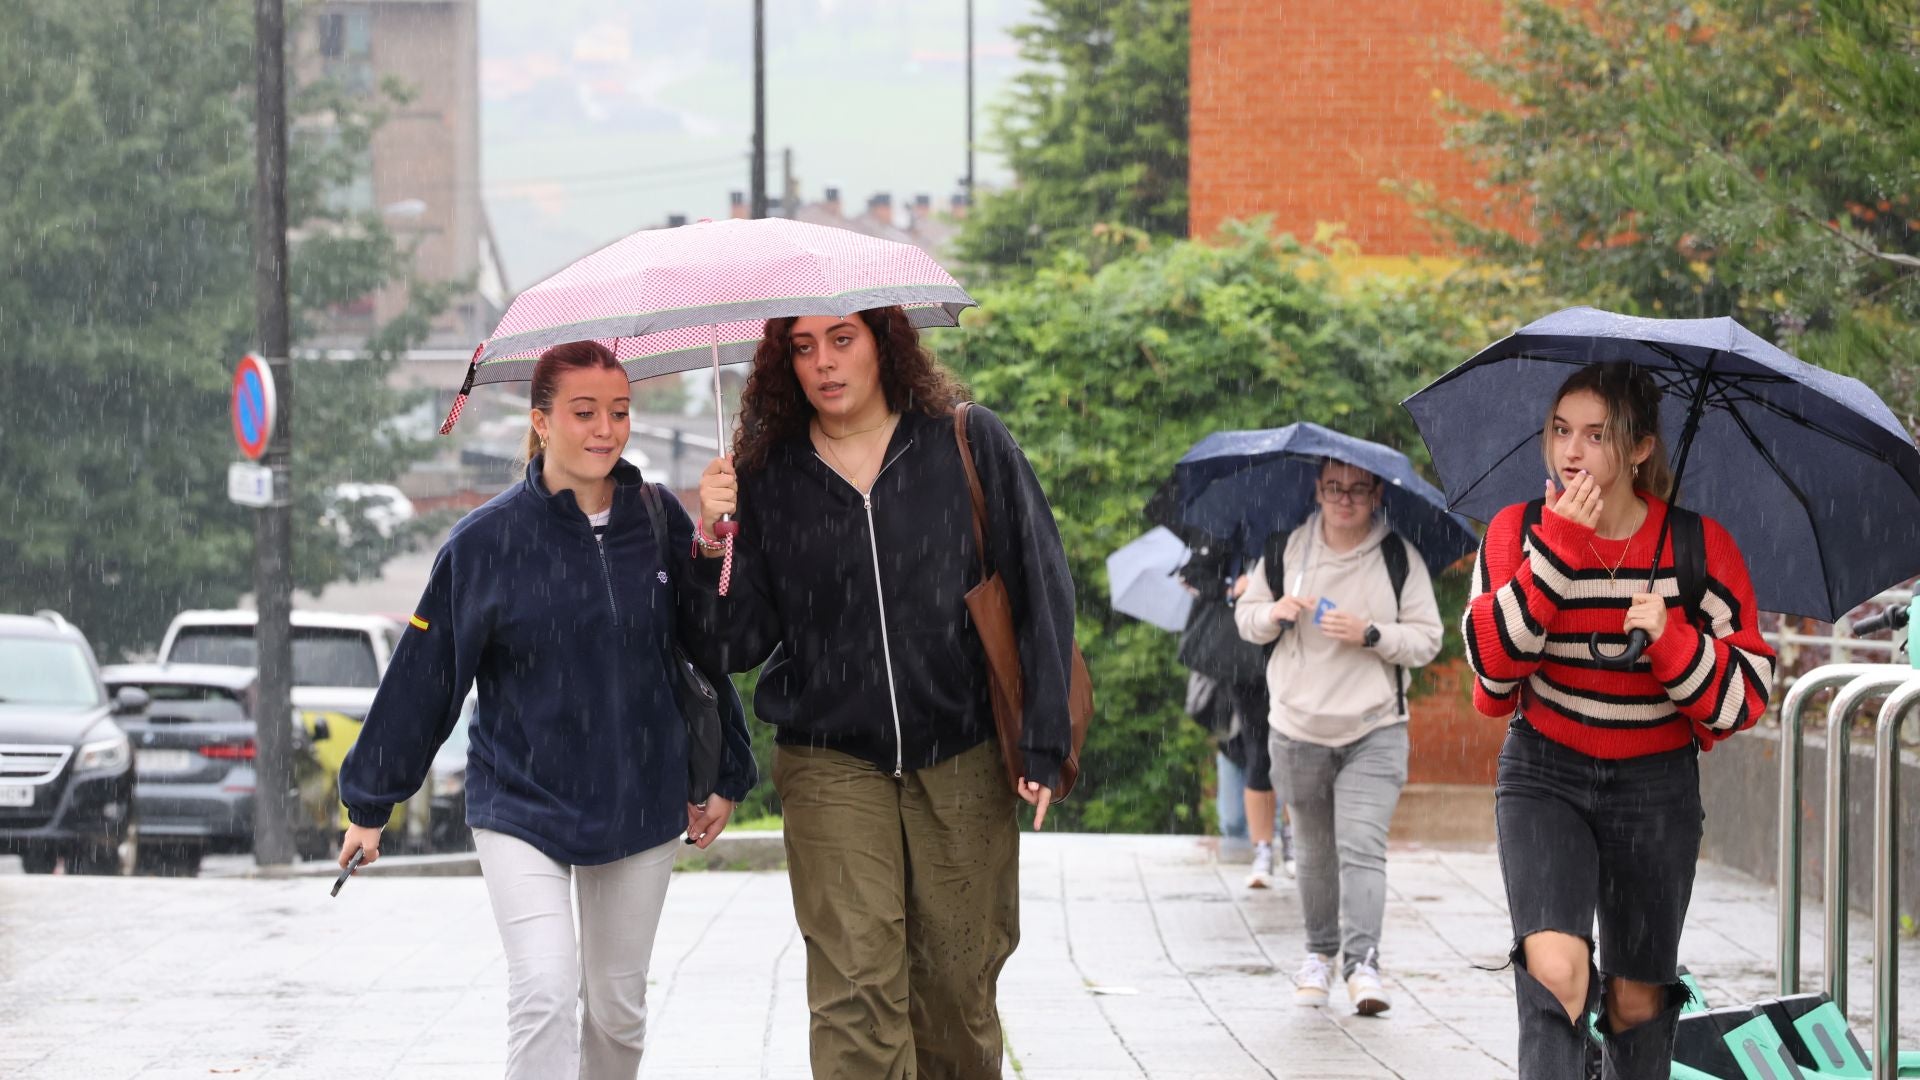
xmin=346 ymin=805 xmax=392 ymax=830
xmin=685 ymin=551 xmax=727 ymax=591
xmin=1021 ymin=749 xmax=1064 ymax=793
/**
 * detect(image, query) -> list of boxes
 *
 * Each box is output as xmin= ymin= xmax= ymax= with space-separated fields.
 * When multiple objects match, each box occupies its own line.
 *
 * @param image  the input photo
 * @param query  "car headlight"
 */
xmin=78 ymin=733 xmax=131 ymax=772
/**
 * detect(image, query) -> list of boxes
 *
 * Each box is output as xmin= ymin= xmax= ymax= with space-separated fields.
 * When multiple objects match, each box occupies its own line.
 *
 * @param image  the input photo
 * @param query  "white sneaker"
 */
xmin=1293 ymin=952 xmax=1335 ymax=1007
xmin=1347 ymin=950 xmax=1392 ymax=1016
xmin=1246 ymin=842 xmax=1274 ymax=889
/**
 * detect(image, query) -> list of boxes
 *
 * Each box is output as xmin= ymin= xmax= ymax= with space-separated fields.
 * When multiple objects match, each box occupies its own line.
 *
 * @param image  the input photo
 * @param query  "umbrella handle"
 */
xmin=1589 ymin=629 xmax=1650 ymax=670
xmin=713 ymin=515 xmax=740 ymax=538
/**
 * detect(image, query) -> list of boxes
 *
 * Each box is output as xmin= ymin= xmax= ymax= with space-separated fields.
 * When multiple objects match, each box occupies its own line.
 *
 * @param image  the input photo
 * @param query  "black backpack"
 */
xmin=1518 ymin=498 xmax=1708 ymax=632
xmin=1262 ymin=530 xmax=1414 ymax=715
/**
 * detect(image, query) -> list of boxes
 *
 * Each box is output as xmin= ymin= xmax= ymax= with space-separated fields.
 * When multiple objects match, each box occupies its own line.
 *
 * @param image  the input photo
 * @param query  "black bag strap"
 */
xmin=1381 ymin=534 xmax=1410 ymax=716
xmin=1667 ymin=506 xmax=1707 ymax=628
xmin=1520 ymin=497 xmax=1708 ymax=627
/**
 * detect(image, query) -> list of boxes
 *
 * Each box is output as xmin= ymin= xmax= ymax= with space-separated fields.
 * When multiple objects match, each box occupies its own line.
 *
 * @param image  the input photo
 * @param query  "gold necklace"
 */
xmin=1587 ymin=539 xmax=1630 ymax=583
xmin=819 ymin=415 xmax=892 ymax=440
xmin=817 ymin=417 xmax=892 ymax=486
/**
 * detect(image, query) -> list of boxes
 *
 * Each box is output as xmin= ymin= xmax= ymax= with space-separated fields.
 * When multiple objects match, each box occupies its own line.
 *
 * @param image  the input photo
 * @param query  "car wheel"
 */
xmin=20 ymin=848 xmax=56 ymax=874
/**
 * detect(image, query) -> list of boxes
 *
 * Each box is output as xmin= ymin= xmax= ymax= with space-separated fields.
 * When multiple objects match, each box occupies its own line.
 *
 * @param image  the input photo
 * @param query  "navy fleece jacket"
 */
xmin=338 ymin=457 xmax=754 ymax=865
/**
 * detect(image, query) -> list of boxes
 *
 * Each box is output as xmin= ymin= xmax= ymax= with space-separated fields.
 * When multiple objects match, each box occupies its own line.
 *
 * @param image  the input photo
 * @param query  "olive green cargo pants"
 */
xmin=774 ymin=738 xmax=1019 ymax=1079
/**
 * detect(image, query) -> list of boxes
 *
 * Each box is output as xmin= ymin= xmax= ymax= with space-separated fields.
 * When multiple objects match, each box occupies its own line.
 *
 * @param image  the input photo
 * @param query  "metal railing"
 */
xmin=1871 ymin=674 xmax=1920 ymax=1080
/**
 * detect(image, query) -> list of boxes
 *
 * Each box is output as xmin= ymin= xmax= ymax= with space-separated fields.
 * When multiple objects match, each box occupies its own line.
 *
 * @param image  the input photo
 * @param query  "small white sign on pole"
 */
xmin=228 ymin=461 xmax=275 ymax=508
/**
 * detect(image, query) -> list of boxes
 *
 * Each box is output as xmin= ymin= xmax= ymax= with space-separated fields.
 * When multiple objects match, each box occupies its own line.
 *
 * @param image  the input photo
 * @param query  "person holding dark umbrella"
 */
xmin=1457 ymin=361 xmax=1774 ymax=1078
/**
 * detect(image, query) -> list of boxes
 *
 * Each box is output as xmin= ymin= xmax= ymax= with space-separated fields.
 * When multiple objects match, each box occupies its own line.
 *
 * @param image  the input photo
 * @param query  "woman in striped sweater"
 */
xmin=1463 ymin=362 xmax=1775 ymax=1079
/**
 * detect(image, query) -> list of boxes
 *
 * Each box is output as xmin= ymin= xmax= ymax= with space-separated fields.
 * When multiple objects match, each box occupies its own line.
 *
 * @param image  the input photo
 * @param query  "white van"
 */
xmin=157 ymin=610 xmax=403 ymax=721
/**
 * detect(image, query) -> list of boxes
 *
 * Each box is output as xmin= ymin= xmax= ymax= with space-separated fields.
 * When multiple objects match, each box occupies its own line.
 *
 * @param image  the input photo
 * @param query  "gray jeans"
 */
xmin=1271 ymin=722 xmax=1409 ymax=976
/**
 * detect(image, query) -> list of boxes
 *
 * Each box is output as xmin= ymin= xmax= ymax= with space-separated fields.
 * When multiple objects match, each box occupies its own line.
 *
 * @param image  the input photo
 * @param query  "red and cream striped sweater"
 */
xmin=1464 ymin=494 xmax=1776 ymax=759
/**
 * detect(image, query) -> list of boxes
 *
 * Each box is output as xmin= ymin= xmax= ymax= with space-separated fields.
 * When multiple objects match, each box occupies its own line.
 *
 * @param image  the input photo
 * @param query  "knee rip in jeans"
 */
xmin=1597 ymin=973 xmax=1689 ymax=1034
xmin=1510 ymin=933 xmax=1600 ymax=1024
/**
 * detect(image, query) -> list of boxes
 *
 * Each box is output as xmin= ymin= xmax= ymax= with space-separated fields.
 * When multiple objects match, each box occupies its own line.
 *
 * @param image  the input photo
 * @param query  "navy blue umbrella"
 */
xmin=1403 ymin=306 xmax=1920 ymax=635
xmin=1165 ymin=422 xmax=1479 ymax=578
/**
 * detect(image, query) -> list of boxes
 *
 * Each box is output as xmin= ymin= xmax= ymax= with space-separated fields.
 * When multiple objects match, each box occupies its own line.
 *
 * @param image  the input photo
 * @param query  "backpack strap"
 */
xmin=1381 ymin=533 xmax=1411 ymax=716
xmin=1667 ymin=505 xmax=1708 ymax=630
xmin=1261 ymin=531 xmax=1287 ymax=659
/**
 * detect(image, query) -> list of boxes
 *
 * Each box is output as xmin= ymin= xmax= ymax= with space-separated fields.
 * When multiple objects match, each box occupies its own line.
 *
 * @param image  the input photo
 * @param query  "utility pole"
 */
xmin=783 ymin=146 xmax=797 ymax=217
xmin=750 ymin=0 xmax=767 ymax=219
xmin=964 ymin=0 xmax=975 ymax=205
xmin=252 ymin=0 xmax=296 ymax=865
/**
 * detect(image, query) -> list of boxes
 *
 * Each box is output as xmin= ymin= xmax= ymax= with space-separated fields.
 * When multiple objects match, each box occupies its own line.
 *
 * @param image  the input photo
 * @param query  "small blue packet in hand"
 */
xmin=1313 ymin=598 xmax=1336 ymax=625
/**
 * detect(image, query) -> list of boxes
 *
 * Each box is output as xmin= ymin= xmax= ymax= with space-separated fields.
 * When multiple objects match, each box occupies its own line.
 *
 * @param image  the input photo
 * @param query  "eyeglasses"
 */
xmin=1318 ymin=480 xmax=1378 ymax=504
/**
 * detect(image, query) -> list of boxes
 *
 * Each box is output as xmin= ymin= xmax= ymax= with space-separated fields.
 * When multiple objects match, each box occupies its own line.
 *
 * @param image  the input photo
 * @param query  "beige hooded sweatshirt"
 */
xmin=1233 ymin=513 xmax=1444 ymax=747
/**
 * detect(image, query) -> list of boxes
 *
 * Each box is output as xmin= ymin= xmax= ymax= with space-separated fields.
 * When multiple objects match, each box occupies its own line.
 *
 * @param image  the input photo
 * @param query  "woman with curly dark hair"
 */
xmin=688 ymin=305 xmax=1077 ymax=1079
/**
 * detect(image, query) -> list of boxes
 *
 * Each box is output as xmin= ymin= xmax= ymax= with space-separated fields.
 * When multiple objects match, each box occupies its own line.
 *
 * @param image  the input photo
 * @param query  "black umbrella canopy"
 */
xmin=1404 ymin=307 xmax=1920 ymax=622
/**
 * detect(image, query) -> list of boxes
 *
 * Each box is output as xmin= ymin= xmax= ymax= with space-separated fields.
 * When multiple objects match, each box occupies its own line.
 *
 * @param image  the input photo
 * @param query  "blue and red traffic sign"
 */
xmin=231 ymin=353 xmax=277 ymax=461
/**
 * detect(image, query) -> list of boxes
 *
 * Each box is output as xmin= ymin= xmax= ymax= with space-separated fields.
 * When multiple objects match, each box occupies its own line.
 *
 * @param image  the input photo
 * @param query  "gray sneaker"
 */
xmin=1246 ymin=842 xmax=1274 ymax=889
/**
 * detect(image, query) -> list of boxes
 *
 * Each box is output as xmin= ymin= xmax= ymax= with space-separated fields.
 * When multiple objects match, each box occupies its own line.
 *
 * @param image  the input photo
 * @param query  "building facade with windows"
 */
xmin=297 ymin=0 xmax=506 ymax=350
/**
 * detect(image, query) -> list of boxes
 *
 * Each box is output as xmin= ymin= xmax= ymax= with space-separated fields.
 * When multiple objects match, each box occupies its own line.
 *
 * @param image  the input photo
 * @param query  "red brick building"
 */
xmin=1191 ymin=3 xmax=1514 ymax=786
xmin=1189 ymin=0 xmax=1507 ymax=259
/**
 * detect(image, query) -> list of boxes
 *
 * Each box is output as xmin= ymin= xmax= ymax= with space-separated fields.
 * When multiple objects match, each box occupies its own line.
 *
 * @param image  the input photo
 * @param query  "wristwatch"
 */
xmin=1362 ymin=624 xmax=1382 ymax=648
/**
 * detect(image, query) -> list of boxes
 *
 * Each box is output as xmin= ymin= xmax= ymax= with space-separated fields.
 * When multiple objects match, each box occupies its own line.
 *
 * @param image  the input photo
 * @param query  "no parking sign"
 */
xmin=231 ymin=353 xmax=276 ymax=461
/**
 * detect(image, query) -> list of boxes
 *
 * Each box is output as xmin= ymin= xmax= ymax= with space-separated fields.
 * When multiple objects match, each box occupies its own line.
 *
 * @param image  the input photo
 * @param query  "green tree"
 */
xmin=0 ymin=0 xmax=448 ymax=658
xmin=955 ymin=0 xmax=1189 ymax=274
xmin=948 ymin=224 xmax=1473 ymax=831
xmin=1426 ymin=0 xmax=1920 ymax=426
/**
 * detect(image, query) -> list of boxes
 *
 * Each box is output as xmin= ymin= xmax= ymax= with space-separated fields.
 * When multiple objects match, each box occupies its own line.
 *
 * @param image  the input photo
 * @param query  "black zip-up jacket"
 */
xmin=339 ymin=458 xmax=755 ymax=865
xmin=693 ymin=405 xmax=1076 ymax=788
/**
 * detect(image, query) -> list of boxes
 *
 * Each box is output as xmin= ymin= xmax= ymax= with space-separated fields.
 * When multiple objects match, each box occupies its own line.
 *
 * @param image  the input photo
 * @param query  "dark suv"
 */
xmin=0 ymin=612 xmax=139 ymax=874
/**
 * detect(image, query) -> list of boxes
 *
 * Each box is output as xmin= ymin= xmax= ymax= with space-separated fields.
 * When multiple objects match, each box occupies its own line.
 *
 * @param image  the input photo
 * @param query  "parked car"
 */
xmin=321 ymin=482 xmax=416 ymax=545
xmin=100 ymin=663 xmax=337 ymax=874
xmin=422 ymin=693 xmax=474 ymax=853
xmin=0 ymin=612 xmax=138 ymax=874
xmin=157 ymin=610 xmax=406 ymax=855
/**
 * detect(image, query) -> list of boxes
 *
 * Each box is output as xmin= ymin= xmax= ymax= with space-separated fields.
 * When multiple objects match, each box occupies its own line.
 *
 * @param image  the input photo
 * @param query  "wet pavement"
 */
xmin=1 ymin=834 xmax=1916 ymax=1078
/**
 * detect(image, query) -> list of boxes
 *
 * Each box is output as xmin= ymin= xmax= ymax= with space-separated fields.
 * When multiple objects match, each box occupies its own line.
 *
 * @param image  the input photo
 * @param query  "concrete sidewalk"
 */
xmin=1 ymin=835 xmax=1916 ymax=1078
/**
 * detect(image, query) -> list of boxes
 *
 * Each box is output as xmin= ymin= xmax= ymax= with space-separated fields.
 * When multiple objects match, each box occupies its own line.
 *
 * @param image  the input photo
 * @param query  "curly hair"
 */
xmin=732 ymin=305 xmax=969 ymax=473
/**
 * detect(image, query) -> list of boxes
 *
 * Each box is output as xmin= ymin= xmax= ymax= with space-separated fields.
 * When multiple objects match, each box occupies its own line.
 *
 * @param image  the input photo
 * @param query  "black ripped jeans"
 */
xmin=1495 ymin=716 xmax=1703 ymax=1080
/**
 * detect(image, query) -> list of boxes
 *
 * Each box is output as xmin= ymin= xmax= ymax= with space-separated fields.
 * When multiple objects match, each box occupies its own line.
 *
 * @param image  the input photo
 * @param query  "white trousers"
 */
xmin=473 ymin=829 xmax=677 ymax=1080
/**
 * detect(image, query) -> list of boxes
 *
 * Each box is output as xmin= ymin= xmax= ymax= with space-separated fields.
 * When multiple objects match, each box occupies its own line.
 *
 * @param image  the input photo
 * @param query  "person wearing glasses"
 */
xmin=1234 ymin=458 xmax=1443 ymax=1018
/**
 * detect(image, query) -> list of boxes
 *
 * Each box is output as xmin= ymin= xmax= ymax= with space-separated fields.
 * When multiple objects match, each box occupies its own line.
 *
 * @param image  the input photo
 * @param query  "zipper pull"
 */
xmin=893 ymin=766 xmax=902 ymax=779
xmin=864 ymin=494 xmax=872 ymax=511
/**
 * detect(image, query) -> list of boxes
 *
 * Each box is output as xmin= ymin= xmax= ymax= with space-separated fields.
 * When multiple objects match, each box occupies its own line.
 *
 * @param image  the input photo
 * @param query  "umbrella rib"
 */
xmin=1721 ymin=400 xmax=1836 ymax=617
xmin=1447 ymin=430 xmax=1545 ymax=512
xmin=1708 ymin=382 xmax=1900 ymax=465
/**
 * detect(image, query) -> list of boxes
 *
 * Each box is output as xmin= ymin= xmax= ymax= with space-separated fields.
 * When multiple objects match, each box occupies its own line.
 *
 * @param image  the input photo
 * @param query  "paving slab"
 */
xmin=2 ymin=836 xmax=1917 ymax=1078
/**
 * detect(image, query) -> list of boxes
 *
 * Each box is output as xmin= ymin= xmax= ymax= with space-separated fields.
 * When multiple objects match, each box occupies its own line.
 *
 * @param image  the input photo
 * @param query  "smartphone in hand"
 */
xmin=331 ymin=848 xmax=367 ymax=897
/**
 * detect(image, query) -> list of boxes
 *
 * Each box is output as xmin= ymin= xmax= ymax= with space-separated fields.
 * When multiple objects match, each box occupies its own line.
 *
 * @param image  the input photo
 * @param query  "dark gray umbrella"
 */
xmin=1160 ymin=422 xmax=1478 ymax=576
xmin=1404 ymin=307 xmax=1920 ymax=660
